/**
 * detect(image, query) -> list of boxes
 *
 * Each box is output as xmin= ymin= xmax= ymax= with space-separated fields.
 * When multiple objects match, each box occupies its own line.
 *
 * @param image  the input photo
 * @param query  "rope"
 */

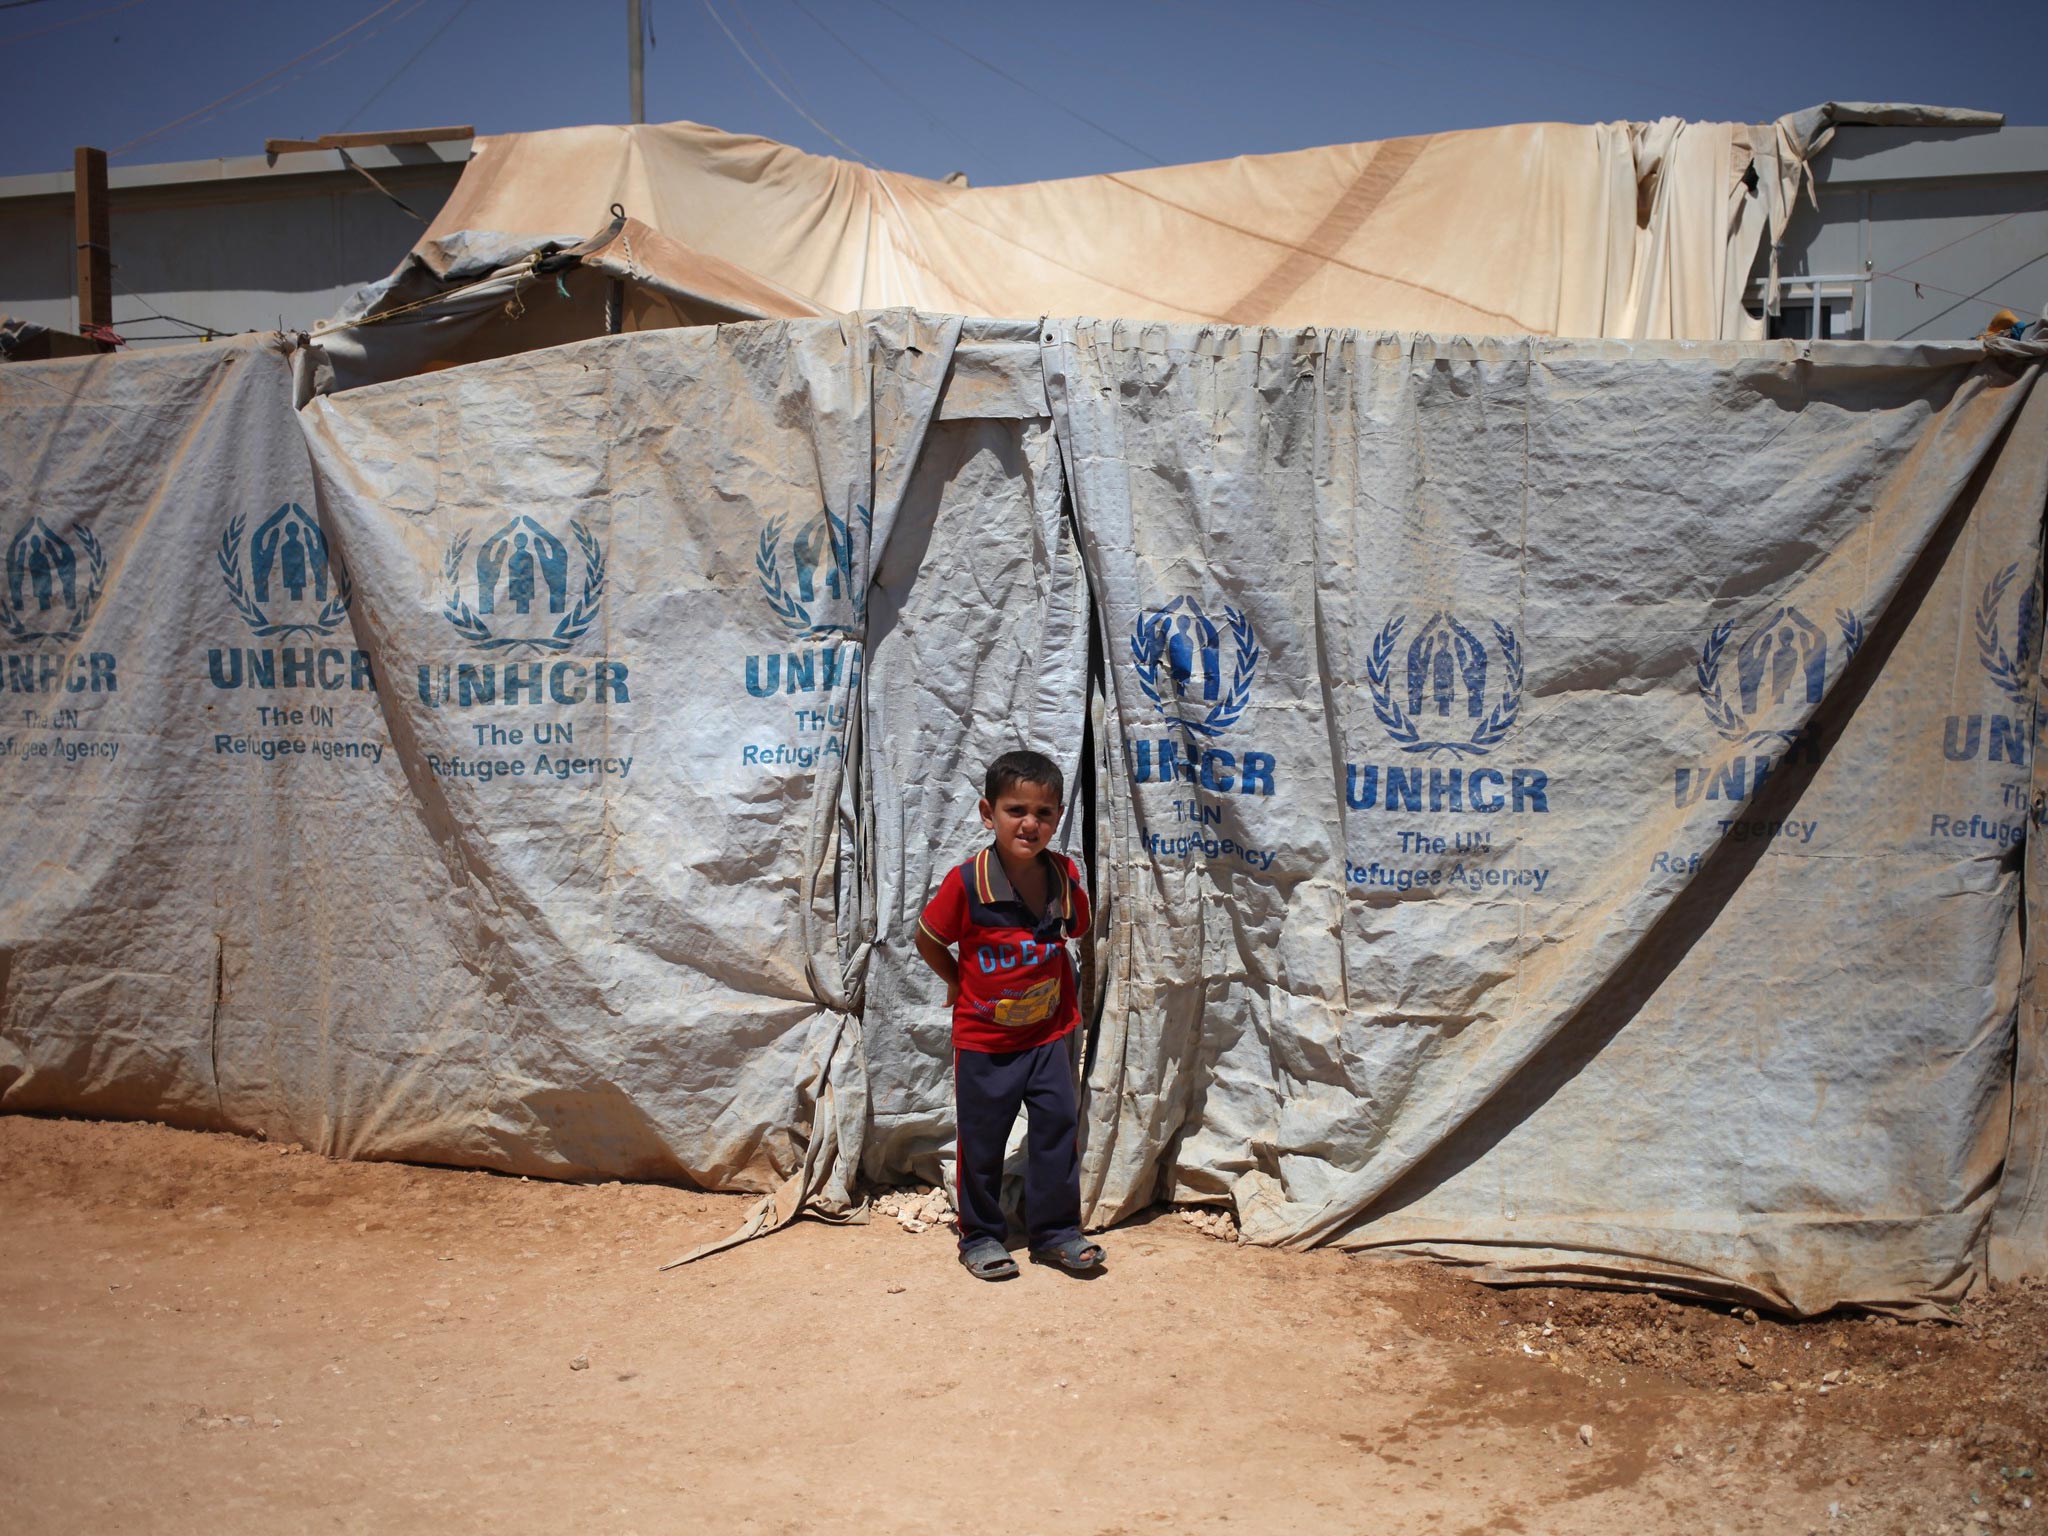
xmin=305 ymin=256 xmax=549 ymax=341
xmin=1876 ymin=266 xmax=2046 ymax=318
xmin=1883 ymin=253 xmax=2048 ymax=340
xmin=110 ymin=267 xmax=238 ymax=339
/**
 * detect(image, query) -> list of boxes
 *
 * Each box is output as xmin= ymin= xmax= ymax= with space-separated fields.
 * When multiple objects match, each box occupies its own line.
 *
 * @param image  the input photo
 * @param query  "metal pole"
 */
xmin=628 ymin=0 xmax=645 ymax=124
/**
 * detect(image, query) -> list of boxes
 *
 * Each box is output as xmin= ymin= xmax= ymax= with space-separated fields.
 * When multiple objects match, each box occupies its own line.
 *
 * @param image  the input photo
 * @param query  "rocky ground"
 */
xmin=3 ymin=1114 xmax=2045 ymax=1535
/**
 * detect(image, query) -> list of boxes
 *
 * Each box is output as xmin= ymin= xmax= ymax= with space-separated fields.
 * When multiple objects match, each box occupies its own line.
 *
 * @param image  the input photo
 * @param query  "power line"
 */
xmin=231 ymin=32 xmax=432 ymax=150
xmin=1 ymin=0 xmax=148 ymax=48
xmin=112 ymin=0 xmax=422 ymax=159
xmin=109 ymin=265 xmax=243 ymax=338
xmin=785 ymin=0 xmax=1005 ymax=175
xmin=786 ymin=0 xmax=938 ymax=130
xmin=1886 ymin=250 xmax=2048 ymax=338
xmin=1882 ymin=209 xmax=2034 ymax=279
xmin=862 ymin=0 xmax=1165 ymax=168
xmin=338 ymin=0 xmax=474 ymax=134
xmin=1289 ymin=0 xmax=1687 ymax=100
xmin=731 ymin=0 xmax=807 ymax=106
xmin=110 ymin=303 xmax=221 ymax=337
xmin=1026 ymin=8 xmax=1217 ymax=117
xmin=699 ymin=0 xmax=870 ymax=163
xmin=175 ymin=3 xmax=440 ymax=149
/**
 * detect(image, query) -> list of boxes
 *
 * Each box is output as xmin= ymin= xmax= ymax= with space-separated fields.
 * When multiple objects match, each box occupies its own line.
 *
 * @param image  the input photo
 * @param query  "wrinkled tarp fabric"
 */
xmin=0 ymin=338 xmax=345 ymax=1131
xmin=1045 ymin=322 xmax=2046 ymax=1315
xmin=296 ymin=314 xmax=982 ymax=1238
xmin=0 ymin=321 xmax=958 ymax=1240
xmin=1988 ymin=376 xmax=2048 ymax=1281
xmin=3 ymin=315 xmax=2045 ymax=1314
xmin=420 ymin=117 xmax=1801 ymax=341
xmin=307 ymin=218 xmax=828 ymax=399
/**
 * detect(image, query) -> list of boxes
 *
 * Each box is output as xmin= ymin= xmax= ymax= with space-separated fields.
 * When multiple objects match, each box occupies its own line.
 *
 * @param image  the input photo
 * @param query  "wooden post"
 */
xmin=628 ymin=0 xmax=645 ymax=124
xmin=73 ymin=146 xmax=111 ymax=346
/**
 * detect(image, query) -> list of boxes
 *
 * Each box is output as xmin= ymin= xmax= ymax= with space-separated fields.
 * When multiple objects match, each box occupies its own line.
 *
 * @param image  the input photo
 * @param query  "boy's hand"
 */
xmin=915 ymin=926 xmax=961 ymax=1003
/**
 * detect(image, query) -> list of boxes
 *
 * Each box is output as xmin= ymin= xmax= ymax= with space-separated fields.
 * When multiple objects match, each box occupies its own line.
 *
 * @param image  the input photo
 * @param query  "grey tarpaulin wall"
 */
xmin=2 ymin=316 xmax=2044 ymax=1313
xmin=1047 ymin=324 xmax=2047 ymax=1315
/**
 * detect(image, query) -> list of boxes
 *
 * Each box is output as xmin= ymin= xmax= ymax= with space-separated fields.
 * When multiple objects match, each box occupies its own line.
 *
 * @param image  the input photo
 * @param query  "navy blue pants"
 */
xmin=954 ymin=1033 xmax=1082 ymax=1251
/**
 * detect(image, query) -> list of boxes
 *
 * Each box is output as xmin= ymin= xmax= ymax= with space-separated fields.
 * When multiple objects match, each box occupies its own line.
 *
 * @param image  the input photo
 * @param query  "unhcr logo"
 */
xmin=1696 ymin=605 xmax=1862 ymax=747
xmin=441 ymin=514 xmax=606 ymax=654
xmin=1 ymin=516 xmax=117 ymax=696
xmin=742 ymin=505 xmax=868 ymax=708
xmin=1674 ymin=604 xmax=1861 ymax=813
xmin=208 ymin=501 xmax=375 ymax=697
xmin=1128 ymin=596 xmax=1274 ymax=800
xmin=734 ymin=504 xmax=864 ymax=776
xmin=1366 ymin=611 xmax=1521 ymax=757
xmin=218 ymin=502 xmax=351 ymax=639
xmin=1939 ymin=563 xmax=2036 ymax=768
xmin=2 ymin=517 xmax=106 ymax=646
xmin=1130 ymin=596 xmax=1257 ymax=739
xmin=757 ymin=505 xmax=867 ymax=640
xmin=1346 ymin=611 xmax=1546 ymax=818
xmin=1975 ymin=563 xmax=2037 ymax=708
xmin=420 ymin=514 xmax=624 ymax=709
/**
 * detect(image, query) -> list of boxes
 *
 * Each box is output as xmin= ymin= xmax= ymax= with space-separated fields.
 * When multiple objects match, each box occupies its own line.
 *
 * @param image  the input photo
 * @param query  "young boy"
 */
xmin=914 ymin=749 xmax=1106 ymax=1281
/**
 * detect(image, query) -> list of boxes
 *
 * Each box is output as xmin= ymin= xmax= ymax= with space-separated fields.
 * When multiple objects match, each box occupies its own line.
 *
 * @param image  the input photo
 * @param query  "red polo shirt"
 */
xmin=917 ymin=845 xmax=1091 ymax=1054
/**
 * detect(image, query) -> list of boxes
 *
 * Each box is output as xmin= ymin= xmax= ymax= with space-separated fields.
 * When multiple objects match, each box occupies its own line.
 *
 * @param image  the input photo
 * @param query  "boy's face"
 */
xmin=980 ymin=779 xmax=1062 ymax=866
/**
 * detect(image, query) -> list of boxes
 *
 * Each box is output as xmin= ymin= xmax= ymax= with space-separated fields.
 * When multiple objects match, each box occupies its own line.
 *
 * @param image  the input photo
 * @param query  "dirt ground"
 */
xmin=4 ymin=1116 xmax=2046 ymax=1535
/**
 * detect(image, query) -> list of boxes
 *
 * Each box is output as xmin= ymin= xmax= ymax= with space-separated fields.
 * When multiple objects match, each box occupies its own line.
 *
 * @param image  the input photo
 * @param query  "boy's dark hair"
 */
xmin=984 ymin=749 xmax=1063 ymax=806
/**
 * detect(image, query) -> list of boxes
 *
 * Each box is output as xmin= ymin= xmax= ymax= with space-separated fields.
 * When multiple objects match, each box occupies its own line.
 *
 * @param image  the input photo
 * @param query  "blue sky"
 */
xmin=3 ymin=0 xmax=2044 ymax=183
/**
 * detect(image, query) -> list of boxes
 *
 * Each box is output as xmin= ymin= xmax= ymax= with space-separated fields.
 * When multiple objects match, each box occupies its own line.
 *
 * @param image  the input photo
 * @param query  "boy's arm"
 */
xmin=914 ymin=926 xmax=961 ymax=1006
xmin=916 ymin=867 xmax=967 ymax=1006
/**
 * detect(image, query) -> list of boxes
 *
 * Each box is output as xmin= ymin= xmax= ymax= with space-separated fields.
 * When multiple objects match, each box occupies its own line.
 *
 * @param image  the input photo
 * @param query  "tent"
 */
xmin=306 ymin=101 xmax=2002 ymax=397
xmin=2 ymin=108 xmax=2043 ymax=1315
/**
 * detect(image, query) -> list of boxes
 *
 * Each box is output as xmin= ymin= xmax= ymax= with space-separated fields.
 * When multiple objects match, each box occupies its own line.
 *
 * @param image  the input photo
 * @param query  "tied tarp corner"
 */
xmin=3 ymin=315 xmax=2047 ymax=1313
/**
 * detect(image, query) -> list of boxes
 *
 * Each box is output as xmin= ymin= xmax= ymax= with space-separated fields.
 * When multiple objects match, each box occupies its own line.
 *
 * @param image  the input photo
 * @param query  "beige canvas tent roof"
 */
xmin=303 ymin=103 xmax=2001 ymax=396
xmin=408 ymin=103 xmax=1998 ymax=340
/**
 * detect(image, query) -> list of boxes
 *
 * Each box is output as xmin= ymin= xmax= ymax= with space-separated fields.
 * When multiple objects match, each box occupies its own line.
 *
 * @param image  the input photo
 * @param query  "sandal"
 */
xmin=958 ymin=1236 xmax=1020 ymax=1281
xmin=1029 ymin=1235 xmax=1106 ymax=1273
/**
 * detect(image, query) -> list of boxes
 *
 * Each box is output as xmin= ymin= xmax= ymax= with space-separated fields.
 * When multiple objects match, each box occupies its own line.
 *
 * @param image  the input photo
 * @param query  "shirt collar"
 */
xmin=976 ymin=844 xmax=1070 ymax=930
